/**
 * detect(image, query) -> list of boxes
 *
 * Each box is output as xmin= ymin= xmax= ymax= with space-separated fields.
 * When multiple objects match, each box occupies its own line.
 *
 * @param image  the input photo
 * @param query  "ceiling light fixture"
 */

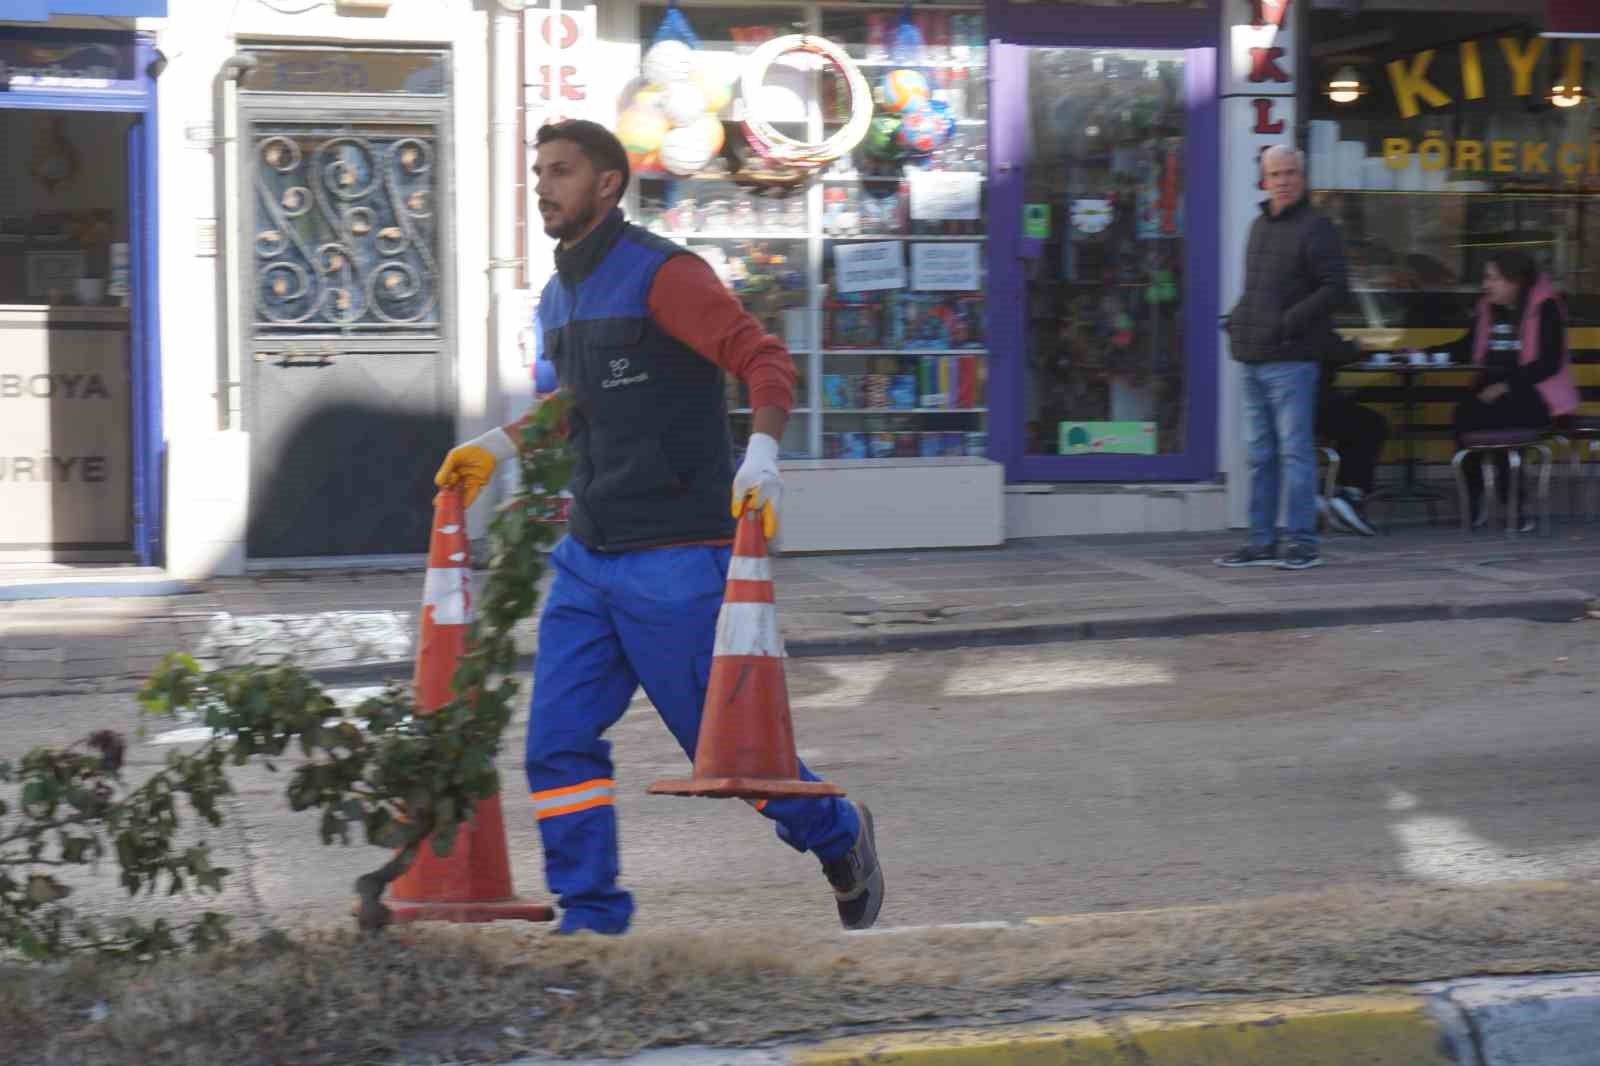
xmin=1327 ymin=66 xmax=1364 ymax=104
xmin=1550 ymin=83 xmax=1586 ymax=107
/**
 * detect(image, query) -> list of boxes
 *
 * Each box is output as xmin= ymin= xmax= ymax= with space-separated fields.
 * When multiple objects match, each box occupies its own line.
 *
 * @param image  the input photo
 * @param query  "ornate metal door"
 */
xmin=240 ymin=52 xmax=453 ymax=559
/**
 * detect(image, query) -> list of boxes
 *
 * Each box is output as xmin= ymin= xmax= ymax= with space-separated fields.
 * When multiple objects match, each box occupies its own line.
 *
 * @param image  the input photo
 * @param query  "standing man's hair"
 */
xmin=536 ymin=118 xmax=631 ymax=198
xmin=1259 ymin=144 xmax=1306 ymax=172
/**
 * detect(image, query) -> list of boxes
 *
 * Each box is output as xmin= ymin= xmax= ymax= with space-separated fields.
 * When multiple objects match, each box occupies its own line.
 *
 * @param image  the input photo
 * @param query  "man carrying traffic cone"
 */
xmin=434 ymin=119 xmax=882 ymax=936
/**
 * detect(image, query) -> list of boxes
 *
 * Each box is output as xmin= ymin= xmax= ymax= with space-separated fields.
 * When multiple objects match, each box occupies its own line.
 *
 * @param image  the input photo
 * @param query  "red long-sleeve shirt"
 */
xmin=646 ymin=254 xmax=797 ymax=413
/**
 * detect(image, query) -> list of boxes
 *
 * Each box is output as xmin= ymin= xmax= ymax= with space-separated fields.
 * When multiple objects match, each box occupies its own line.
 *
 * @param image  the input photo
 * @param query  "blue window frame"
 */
xmin=0 ymin=28 xmax=163 ymax=564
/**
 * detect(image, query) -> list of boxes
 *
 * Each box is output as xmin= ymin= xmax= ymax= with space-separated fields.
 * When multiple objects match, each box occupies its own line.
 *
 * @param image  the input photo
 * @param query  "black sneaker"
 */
xmin=1214 ymin=544 xmax=1279 ymax=567
xmin=823 ymin=802 xmax=883 ymax=931
xmin=1328 ymin=490 xmax=1376 ymax=536
xmin=1278 ymin=544 xmax=1324 ymax=570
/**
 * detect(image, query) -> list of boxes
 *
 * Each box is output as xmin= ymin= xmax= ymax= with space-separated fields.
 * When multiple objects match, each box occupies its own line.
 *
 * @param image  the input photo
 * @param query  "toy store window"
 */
xmin=1018 ymin=47 xmax=1188 ymax=459
xmin=630 ymin=4 xmax=815 ymax=459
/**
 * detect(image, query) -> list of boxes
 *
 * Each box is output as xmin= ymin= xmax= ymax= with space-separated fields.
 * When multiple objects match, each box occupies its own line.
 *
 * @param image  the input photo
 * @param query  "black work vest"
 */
xmin=538 ymin=210 xmax=735 ymax=551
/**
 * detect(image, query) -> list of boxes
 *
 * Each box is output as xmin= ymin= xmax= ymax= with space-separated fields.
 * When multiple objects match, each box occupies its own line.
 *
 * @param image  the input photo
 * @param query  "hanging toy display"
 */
xmin=740 ymin=34 xmax=872 ymax=175
xmin=631 ymin=2 xmax=735 ymax=178
xmin=894 ymin=100 xmax=955 ymax=156
xmin=863 ymin=114 xmax=903 ymax=160
xmin=617 ymin=103 xmax=670 ymax=177
xmin=873 ymin=9 xmax=954 ymax=160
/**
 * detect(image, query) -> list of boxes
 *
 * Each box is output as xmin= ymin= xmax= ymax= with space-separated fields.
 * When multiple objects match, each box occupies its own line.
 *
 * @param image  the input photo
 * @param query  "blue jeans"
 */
xmin=525 ymin=536 xmax=859 ymax=934
xmin=1241 ymin=360 xmax=1320 ymax=551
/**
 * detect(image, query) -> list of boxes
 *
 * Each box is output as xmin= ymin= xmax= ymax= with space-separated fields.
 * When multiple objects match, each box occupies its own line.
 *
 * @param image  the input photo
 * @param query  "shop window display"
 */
xmin=1016 ymin=47 xmax=1188 ymax=457
xmin=631 ymin=2 xmax=988 ymax=461
xmin=0 ymin=110 xmax=134 ymax=308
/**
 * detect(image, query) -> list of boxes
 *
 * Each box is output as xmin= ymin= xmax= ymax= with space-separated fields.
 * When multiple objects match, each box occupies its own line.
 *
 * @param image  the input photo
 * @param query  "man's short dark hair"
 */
xmin=536 ymin=118 xmax=630 ymax=198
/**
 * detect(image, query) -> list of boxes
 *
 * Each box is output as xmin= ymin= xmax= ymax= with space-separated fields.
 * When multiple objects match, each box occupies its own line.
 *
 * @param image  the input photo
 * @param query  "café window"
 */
xmin=1308 ymin=7 xmax=1600 ymax=338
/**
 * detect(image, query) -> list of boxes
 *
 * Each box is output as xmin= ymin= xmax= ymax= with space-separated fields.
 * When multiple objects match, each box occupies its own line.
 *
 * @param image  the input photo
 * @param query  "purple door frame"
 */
xmin=986 ymin=2 xmax=1221 ymax=483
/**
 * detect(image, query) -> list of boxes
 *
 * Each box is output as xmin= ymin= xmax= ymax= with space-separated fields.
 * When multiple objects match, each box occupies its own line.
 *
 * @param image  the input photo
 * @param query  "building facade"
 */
xmin=4 ymin=0 xmax=1593 ymax=575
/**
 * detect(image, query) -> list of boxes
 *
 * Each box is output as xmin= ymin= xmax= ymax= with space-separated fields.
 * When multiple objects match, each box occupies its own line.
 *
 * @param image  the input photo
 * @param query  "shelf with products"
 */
xmin=826 ymin=234 xmax=986 ymax=242
xmin=822 ymin=348 xmax=984 ymax=356
xmin=625 ymin=1 xmax=992 ymax=462
xmin=824 ymin=407 xmax=986 ymax=414
xmin=822 ymin=174 xmax=986 ymax=184
xmin=650 ymin=230 xmax=810 ymax=241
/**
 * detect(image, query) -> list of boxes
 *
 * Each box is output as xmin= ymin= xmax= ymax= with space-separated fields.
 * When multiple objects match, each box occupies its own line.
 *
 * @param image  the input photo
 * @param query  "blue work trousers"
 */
xmin=525 ymin=535 xmax=859 ymax=934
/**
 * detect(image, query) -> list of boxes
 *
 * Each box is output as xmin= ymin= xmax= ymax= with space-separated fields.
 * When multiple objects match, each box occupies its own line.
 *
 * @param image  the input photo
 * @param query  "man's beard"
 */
xmin=544 ymin=198 xmax=600 ymax=242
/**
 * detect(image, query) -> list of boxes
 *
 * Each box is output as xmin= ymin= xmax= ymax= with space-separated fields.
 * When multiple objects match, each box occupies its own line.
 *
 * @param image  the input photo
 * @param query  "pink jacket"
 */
xmin=1471 ymin=277 xmax=1579 ymax=418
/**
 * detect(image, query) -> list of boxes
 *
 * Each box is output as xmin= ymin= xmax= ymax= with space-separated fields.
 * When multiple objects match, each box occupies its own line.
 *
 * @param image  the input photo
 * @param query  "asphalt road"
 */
xmin=6 ymin=616 xmax=1600 ymax=938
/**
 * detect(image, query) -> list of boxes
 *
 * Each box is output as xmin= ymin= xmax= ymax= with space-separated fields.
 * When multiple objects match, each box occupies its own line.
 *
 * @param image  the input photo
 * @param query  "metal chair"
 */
xmin=1316 ymin=444 xmax=1341 ymax=500
xmin=1543 ymin=418 xmax=1600 ymax=522
xmin=1450 ymin=429 xmax=1553 ymax=534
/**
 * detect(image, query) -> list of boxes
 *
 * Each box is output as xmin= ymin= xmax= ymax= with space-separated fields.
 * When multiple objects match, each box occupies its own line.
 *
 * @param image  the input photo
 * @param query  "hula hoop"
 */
xmin=741 ymin=34 xmax=872 ymax=171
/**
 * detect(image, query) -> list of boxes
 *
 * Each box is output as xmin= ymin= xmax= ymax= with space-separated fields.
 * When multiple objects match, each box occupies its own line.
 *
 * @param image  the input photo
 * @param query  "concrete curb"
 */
xmin=0 ymin=578 xmax=199 ymax=601
xmin=783 ymin=592 xmax=1594 ymax=658
xmin=513 ymin=973 xmax=1600 ymax=1065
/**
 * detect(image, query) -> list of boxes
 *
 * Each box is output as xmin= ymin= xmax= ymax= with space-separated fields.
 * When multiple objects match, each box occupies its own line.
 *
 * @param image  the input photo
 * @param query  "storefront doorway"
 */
xmin=0 ymin=29 xmax=161 ymax=563
xmin=236 ymin=47 xmax=454 ymax=559
xmin=987 ymin=8 xmax=1219 ymax=482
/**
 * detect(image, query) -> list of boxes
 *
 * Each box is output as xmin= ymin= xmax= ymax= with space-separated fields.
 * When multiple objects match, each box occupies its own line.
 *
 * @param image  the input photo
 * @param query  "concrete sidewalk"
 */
xmin=4 ymin=523 xmax=1599 ymax=694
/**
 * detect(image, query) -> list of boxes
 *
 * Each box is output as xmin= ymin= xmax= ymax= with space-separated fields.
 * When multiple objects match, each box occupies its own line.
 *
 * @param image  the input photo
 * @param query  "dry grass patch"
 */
xmin=5 ymin=880 xmax=1600 ymax=1065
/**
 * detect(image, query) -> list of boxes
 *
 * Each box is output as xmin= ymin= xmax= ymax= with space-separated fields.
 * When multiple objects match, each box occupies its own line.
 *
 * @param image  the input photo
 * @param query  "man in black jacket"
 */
xmin=1219 ymin=145 xmax=1349 ymax=570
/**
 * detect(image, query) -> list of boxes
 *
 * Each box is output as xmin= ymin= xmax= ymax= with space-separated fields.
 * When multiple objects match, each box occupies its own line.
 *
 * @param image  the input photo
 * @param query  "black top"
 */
xmin=1442 ymin=299 xmax=1564 ymax=391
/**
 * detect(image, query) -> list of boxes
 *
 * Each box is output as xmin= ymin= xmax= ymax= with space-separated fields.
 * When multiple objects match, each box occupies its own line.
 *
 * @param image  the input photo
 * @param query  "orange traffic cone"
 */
xmin=381 ymin=488 xmax=554 ymax=924
xmin=649 ymin=506 xmax=845 ymax=801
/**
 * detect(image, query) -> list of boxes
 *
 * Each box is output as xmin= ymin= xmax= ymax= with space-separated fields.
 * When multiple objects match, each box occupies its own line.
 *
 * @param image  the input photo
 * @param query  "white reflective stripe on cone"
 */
xmin=713 ymin=601 xmax=786 ymax=658
xmin=422 ymin=567 xmax=474 ymax=625
xmin=727 ymin=555 xmax=772 ymax=582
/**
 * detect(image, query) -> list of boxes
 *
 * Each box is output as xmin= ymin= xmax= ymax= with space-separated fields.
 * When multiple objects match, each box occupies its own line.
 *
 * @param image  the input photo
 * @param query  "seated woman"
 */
xmin=1445 ymin=250 xmax=1580 ymax=529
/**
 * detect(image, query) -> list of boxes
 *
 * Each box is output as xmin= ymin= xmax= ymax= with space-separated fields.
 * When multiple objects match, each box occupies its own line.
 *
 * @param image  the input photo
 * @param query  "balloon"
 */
xmin=864 ymin=114 xmax=903 ymax=159
xmin=660 ymin=124 xmax=715 ymax=176
xmin=691 ymin=114 xmax=726 ymax=157
xmin=663 ymin=81 xmax=709 ymax=126
xmin=627 ymin=148 xmax=663 ymax=176
xmin=895 ymin=100 xmax=955 ymax=156
xmin=691 ymin=63 xmax=734 ymax=114
xmin=633 ymin=85 xmax=667 ymax=113
xmin=642 ymin=39 xmax=693 ymax=87
xmin=617 ymin=106 xmax=670 ymax=155
xmin=880 ymin=68 xmax=930 ymax=115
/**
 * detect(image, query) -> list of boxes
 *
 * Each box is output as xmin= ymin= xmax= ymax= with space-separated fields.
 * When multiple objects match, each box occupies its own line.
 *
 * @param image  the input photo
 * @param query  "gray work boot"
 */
xmin=822 ymin=802 xmax=884 ymax=930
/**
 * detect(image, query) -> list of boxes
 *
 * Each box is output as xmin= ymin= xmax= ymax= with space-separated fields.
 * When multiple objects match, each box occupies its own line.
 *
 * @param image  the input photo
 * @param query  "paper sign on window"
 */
xmin=908 ymin=171 xmax=982 ymax=221
xmin=910 ymin=242 xmax=981 ymax=291
xmin=834 ymin=241 xmax=906 ymax=293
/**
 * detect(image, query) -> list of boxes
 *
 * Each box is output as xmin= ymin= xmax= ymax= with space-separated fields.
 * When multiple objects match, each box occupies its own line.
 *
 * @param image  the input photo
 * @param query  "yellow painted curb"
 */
xmin=792 ymin=993 xmax=1454 ymax=1066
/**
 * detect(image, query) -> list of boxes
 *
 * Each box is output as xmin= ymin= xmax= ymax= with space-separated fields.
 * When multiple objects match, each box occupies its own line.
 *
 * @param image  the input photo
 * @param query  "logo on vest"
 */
xmin=603 ymin=357 xmax=650 ymax=390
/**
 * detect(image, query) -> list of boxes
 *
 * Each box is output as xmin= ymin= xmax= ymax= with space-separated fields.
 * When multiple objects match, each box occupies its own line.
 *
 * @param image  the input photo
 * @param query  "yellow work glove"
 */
xmin=434 ymin=426 xmax=516 ymax=507
xmin=731 ymin=432 xmax=782 ymax=540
